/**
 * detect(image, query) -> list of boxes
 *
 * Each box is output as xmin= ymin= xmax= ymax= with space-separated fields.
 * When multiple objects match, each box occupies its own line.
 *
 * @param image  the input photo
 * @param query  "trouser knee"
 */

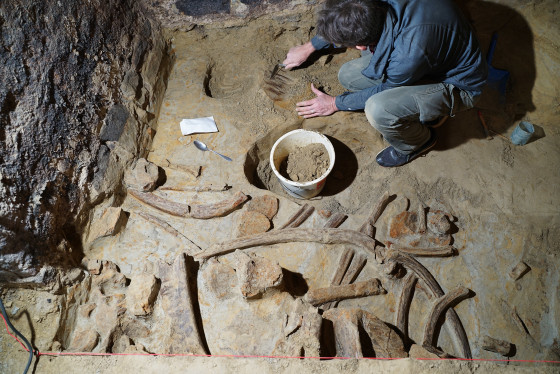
xmin=365 ymin=96 xmax=395 ymax=133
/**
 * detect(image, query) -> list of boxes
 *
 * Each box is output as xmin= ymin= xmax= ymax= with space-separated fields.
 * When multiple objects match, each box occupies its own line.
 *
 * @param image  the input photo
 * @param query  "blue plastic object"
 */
xmin=510 ymin=121 xmax=534 ymax=145
xmin=486 ymin=33 xmax=510 ymax=100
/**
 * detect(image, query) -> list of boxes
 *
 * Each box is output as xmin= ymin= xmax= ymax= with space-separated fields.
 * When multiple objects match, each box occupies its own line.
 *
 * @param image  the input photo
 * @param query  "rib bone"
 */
xmin=423 ymin=286 xmax=471 ymax=351
xmin=129 ymin=190 xmax=247 ymax=219
xmin=195 ymin=228 xmax=378 ymax=260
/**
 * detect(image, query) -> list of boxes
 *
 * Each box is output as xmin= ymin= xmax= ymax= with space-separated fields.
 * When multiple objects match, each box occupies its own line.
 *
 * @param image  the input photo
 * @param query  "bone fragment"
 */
xmin=330 ymin=248 xmax=354 ymax=287
xmin=391 ymin=245 xmax=456 ymax=257
xmin=358 ymin=191 xmax=391 ymax=233
xmin=509 ymin=261 xmax=530 ymax=281
xmin=190 ymin=191 xmax=248 ymax=219
xmin=417 ymin=203 xmax=426 ymax=234
xmin=304 ymin=278 xmax=386 ymax=306
xmin=137 ymin=212 xmax=201 ymax=254
xmin=423 ymin=286 xmax=471 ymax=350
xmin=363 ymin=223 xmax=375 ymax=238
xmin=324 ymin=212 xmax=347 ymax=228
xmin=159 ymin=184 xmax=231 ymax=192
xmin=322 ymin=248 xmax=354 ymax=310
xmin=330 ymin=253 xmax=368 ymax=309
xmin=279 ymin=204 xmax=307 ymax=229
xmin=195 ymin=228 xmax=378 ymax=260
xmin=340 ymin=254 xmax=367 ymax=285
xmin=481 ymin=335 xmax=513 ymax=356
xmin=386 ymin=250 xmax=472 ymax=359
xmin=396 ymin=273 xmax=418 ymax=343
xmin=129 ymin=190 xmax=248 ymax=219
xmin=280 ymin=204 xmax=315 ymax=229
xmin=162 ymin=159 xmax=201 ymax=178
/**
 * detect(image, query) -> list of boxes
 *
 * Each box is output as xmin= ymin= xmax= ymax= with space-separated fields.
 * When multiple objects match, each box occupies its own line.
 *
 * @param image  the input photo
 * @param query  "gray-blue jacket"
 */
xmin=311 ymin=0 xmax=488 ymax=111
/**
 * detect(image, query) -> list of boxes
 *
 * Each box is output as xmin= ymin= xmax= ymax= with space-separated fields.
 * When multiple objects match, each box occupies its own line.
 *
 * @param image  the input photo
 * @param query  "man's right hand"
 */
xmin=282 ymin=42 xmax=316 ymax=70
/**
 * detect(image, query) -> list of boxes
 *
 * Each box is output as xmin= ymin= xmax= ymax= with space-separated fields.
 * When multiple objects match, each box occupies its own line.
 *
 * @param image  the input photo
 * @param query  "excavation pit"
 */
xmin=1 ymin=0 xmax=559 ymax=372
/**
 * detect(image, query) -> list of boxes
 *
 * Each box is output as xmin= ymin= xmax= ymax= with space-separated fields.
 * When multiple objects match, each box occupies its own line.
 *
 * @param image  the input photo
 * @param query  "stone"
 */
xmin=112 ymin=334 xmax=133 ymax=353
xmin=99 ymin=104 xmax=130 ymax=142
xmin=237 ymin=210 xmax=271 ymax=237
xmin=87 ymin=259 xmax=102 ymax=275
xmin=89 ymin=207 xmax=128 ymax=242
xmin=92 ymin=263 xmax=127 ymax=294
xmin=67 ymin=329 xmax=99 ymax=352
xmin=427 ymin=211 xmax=451 ymax=235
xmin=408 ymin=344 xmax=440 ymax=359
xmin=124 ymin=343 xmax=149 ymax=353
xmin=61 ymin=268 xmax=85 ymax=285
xmin=234 ymin=251 xmax=283 ymax=299
xmin=388 ymin=210 xmax=452 ymax=248
xmin=126 ymin=274 xmax=160 ymax=316
xmin=50 ymin=341 xmax=62 ymax=352
xmin=273 ymin=299 xmax=322 ymax=357
xmin=124 ymin=158 xmax=160 ymax=192
xmin=120 ymin=70 xmax=140 ymax=100
xmin=79 ymin=303 xmax=97 ymax=318
xmin=199 ymin=259 xmax=238 ymax=301
xmin=246 ymin=195 xmax=279 ymax=220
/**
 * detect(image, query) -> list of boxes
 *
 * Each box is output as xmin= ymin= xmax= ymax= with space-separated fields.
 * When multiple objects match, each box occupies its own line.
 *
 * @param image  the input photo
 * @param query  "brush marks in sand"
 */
xmin=203 ymin=59 xmax=255 ymax=99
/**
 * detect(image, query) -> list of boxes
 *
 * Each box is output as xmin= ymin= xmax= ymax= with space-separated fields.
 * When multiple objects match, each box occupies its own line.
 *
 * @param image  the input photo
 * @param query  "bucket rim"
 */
xmin=269 ymin=129 xmax=335 ymax=187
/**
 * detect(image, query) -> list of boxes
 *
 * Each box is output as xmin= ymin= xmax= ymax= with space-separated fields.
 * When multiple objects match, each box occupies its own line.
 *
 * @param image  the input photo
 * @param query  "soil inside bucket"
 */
xmin=279 ymin=143 xmax=330 ymax=182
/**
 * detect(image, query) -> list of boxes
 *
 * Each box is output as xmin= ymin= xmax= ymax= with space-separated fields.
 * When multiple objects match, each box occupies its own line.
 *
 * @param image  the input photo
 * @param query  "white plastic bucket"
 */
xmin=270 ymin=129 xmax=335 ymax=199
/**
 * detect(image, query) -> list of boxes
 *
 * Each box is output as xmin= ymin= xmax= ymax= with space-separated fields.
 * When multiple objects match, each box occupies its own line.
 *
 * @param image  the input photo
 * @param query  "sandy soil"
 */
xmin=1 ymin=2 xmax=559 ymax=373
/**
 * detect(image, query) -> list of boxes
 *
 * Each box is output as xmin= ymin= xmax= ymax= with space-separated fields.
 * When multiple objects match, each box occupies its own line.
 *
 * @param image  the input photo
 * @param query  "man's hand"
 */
xmin=296 ymin=84 xmax=339 ymax=118
xmin=282 ymin=42 xmax=316 ymax=70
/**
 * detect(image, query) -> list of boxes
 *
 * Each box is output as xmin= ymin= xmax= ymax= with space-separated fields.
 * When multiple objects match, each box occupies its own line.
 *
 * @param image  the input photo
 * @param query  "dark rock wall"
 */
xmin=0 ymin=0 xmax=170 ymax=281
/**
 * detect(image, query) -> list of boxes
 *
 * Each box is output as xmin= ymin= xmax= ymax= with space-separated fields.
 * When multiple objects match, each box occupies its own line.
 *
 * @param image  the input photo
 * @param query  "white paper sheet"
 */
xmin=179 ymin=116 xmax=218 ymax=136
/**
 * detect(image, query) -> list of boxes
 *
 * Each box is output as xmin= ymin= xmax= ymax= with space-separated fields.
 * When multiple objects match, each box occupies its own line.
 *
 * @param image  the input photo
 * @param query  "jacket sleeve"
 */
xmin=310 ymin=35 xmax=332 ymax=50
xmin=335 ymin=31 xmax=433 ymax=111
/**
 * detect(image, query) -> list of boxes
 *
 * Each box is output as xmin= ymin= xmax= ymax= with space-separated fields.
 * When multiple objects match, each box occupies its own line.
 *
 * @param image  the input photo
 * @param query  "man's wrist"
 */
xmin=331 ymin=96 xmax=339 ymax=112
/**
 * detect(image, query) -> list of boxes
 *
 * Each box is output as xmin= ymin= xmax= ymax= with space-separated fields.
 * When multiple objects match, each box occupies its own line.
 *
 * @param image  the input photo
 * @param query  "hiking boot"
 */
xmin=376 ymin=130 xmax=437 ymax=167
xmin=423 ymin=116 xmax=449 ymax=128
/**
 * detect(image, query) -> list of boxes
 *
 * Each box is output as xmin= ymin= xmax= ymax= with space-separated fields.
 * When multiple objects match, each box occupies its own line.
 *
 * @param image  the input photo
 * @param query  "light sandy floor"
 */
xmin=2 ymin=4 xmax=559 ymax=373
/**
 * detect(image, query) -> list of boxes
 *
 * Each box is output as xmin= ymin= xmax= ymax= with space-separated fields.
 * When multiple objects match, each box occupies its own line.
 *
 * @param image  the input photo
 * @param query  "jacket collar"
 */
xmin=366 ymin=6 xmax=396 ymax=78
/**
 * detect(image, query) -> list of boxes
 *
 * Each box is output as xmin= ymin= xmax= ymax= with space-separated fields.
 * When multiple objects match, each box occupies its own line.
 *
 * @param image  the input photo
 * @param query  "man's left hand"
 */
xmin=296 ymin=84 xmax=338 ymax=118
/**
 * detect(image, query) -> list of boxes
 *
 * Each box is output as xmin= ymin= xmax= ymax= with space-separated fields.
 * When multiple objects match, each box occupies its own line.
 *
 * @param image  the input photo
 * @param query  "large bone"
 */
xmin=304 ymin=278 xmax=386 ymax=306
xmin=323 ymin=308 xmax=407 ymax=358
xmin=423 ymin=286 xmax=471 ymax=351
xmin=195 ymin=228 xmax=378 ymax=260
xmin=396 ymin=272 xmax=417 ymax=344
xmin=159 ymin=184 xmax=231 ymax=192
xmin=156 ymin=253 xmax=207 ymax=354
xmin=129 ymin=190 xmax=248 ymax=219
xmin=386 ymin=250 xmax=472 ymax=358
xmin=358 ymin=191 xmax=391 ymax=233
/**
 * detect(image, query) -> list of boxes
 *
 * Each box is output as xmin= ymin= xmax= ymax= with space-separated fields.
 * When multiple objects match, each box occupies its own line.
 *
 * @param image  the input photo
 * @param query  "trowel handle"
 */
xmin=486 ymin=32 xmax=498 ymax=65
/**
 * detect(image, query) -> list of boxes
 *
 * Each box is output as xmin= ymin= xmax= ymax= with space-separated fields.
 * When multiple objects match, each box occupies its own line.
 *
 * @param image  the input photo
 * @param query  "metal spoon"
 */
xmin=193 ymin=140 xmax=232 ymax=161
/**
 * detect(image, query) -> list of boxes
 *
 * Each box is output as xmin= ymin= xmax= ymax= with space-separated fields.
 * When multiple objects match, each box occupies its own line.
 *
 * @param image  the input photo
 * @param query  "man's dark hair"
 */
xmin=316 ymin=0 xmax=387 ymax=47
